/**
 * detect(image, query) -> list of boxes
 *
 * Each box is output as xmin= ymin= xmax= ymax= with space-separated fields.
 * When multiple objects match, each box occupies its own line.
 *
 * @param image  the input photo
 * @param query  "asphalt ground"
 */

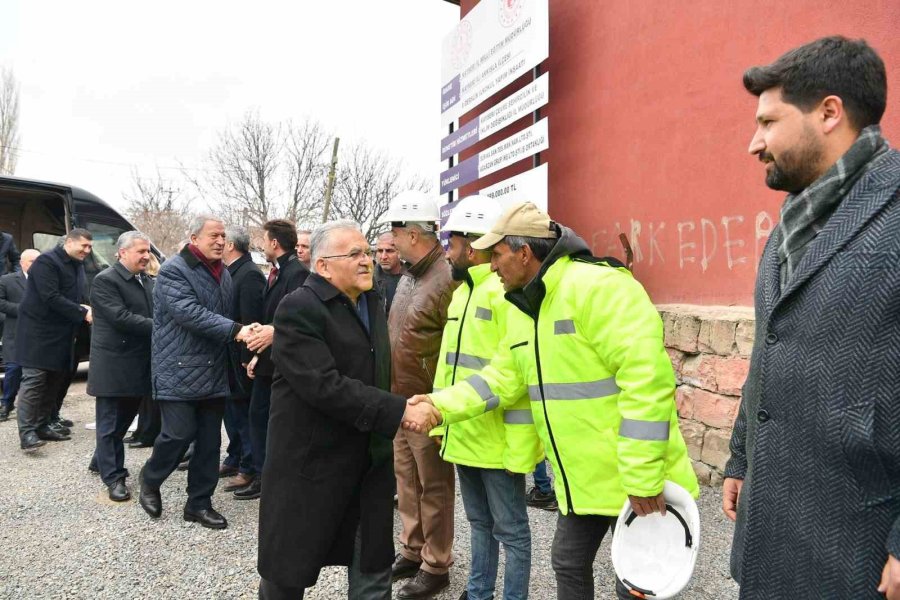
xmin=0 ymin=379 xmax=740 ymax=599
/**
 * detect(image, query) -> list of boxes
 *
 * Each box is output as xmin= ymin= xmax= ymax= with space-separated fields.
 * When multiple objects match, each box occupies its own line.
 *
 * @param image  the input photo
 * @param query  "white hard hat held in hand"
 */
xmin=611 ymin=480 xmax=701 ymax=599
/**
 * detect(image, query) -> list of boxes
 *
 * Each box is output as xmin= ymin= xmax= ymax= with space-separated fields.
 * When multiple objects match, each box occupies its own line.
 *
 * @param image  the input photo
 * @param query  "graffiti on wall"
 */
xmin=590 ymin=211 xmax=776 ymax=272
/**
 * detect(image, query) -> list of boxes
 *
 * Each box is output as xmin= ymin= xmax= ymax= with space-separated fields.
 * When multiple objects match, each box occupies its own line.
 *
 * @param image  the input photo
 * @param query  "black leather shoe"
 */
xmin=0 ymin=405 xmax=11 ymax=421
xmin=396 ymin=570 xmax=450 ymax=599
xmin=232 ymin=477 xmax=261 ymax=500
xmin=138 ymin=467 xmax=162 ymax=518
xmin=36 ymin=426 xmax=70 ymax=441
xmin=47 ymin=421 xmax=71 ymax=436
xmin=123 ymin=434 xmax=138 ymax=444
xmin=184 ymin=507 xmax=228 ymax=530
xmin=88 ymin=462 xmax=99 ymax=475
xmin=128 ymin=440 xmax=154 ymax=448
xmin=176 ymin=459 xmax=190 ymax=471
xmin=20 ymin=432 xmax=46 ymax=451
xmin=391 ymin=554 xmax=422 ymax=582
xmin=54 ymin=416 xmax=74 ymax=428
xmin=108 ymin=478 xmax=130 ymax=502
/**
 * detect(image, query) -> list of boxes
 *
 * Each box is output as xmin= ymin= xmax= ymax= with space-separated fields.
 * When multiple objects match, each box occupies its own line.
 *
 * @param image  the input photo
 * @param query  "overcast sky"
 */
xmin=0 ymin=0 xmax=458 ymax=213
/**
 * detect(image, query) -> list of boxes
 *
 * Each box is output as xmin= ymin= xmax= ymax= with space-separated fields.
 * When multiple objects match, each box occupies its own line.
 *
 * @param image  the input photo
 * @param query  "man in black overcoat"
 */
xmin=16 ymin=229 xmax=93 ymax=450
xmin=723 ymin=37 xmax=900 ymax=599
xmin=236 ymin=219 xmax=309 ymax=500
xmin=220 ymin=225 xmax=265 ymax=492
xmin=86 ymin=231 xmax=154 ymax=501
xmin=0 ymin=231 xmax=21 ymax=276
xmin=0 ymin=249 xmax=39 ymax=421
xmin=256 ymin=221 xmax=440 ymax=599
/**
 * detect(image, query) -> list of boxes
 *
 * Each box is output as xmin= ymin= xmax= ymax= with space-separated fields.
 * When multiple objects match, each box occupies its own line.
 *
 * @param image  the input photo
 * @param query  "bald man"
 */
xmin=0 ymin=249 xmax=40 ymax=421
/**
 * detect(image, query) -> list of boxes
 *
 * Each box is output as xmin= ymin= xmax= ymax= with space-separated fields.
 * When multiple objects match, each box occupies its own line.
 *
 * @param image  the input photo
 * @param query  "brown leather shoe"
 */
xmin=396 ymin=570 xmax=450 ymax=599
xmin=218 ymin=463 xmax=239 ymax=478
xmin=391 ymin=554 xmax=422 ymax=582
xmin=222 ymin=473 xmax=254 ymax=492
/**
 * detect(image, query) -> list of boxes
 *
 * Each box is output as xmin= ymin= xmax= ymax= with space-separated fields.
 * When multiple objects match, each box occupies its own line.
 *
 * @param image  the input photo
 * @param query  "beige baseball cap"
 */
xmin=471 ymin=202 xmax=557 ymax=250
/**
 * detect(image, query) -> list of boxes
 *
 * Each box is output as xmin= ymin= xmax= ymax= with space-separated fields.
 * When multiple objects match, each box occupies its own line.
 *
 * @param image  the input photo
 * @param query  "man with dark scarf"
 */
xmin=138 ymin=215 xmax=255 ymax=530
xmin=723 ymin=37 xmax=900 ymax=599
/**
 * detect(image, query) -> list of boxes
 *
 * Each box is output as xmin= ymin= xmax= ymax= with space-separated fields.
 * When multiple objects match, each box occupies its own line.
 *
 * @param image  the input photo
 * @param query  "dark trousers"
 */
xmin=551 ymin=512 xmax=632 ymax=600
xmin=51 ymin=367 xmax=74 ymax=421
xmin=94 ymin=396 xmax=141 ymax=486
xmin=2 ymin=362 xmax=22 ymax=408
xmin=258 ymin=528 xmax=392 ymax=600
xmin=134 ymin=396 xmax=161 ymax=445
xmin=224 ymin=397 xmax=254 ymax=474
xmin=142 ymin=398 xmax=225 ymax=511
xmin=249 ymin=377 xmax=272 ymax=474
xmin=16 ymin=368 xmax=69 ymax=439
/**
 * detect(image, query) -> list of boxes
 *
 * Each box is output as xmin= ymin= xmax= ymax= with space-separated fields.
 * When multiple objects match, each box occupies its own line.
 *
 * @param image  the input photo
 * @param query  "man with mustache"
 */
xmin=722 ymin=36 xmax=900 ymax=599
xmin=87 ymin=231 xmax=154 ymax=502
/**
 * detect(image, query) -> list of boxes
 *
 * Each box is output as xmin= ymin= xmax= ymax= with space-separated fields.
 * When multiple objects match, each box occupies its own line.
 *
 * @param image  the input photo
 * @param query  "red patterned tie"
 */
xmin=267 ymin=265 xmax=279 ymax=289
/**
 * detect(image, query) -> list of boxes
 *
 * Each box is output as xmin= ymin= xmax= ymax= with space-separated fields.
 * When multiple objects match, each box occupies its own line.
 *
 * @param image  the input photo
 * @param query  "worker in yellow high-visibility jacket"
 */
xmin=432 ymin=195 xmax=543 ymax=600
xmin=405 ymin=202 xmax=699 ymax=600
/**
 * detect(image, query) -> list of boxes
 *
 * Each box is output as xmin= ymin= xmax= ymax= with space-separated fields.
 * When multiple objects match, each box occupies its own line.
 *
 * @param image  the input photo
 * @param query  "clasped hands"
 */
xmin=401 ymin=394 xmax=442 ymax=433
xmin=234 ymin=322 xmax=274 ymax=353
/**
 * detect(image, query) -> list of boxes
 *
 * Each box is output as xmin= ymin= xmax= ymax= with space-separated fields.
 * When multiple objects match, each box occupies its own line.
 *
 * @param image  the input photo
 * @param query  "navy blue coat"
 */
xmin=151 ymin=246 xmax=239 ymax=401
xmin=726 ymin=150 xmax=900 ymax=599
xmin=0 ymin=232 xmax=21 ymax=276
xmin=226 ymin=253 xmax=265 ymax=400
xmin=0 ymin=271 xmax=26 ymax=362
xmin=16 ymin=246 xmax=87 ymax=372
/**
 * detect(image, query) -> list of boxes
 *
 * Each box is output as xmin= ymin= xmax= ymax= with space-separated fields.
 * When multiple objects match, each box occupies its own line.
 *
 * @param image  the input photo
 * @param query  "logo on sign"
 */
xmin=499 ymin=0 xmax=524 ymax=27
xmin=450 ymin=21 xmax=474 ymax=71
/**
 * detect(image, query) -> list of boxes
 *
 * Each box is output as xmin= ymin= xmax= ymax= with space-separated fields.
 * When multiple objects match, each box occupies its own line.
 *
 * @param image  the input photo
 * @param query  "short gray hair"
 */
xmin=188 ymin=214 xmax=225 ymax=237
xmin=225 ymin=225 xmax=251 ymax=254
xmin=505 ymin=235 xmax=558 ymax=262
xmin=116 ymin=230 xmax=151 ymax=251
xmin=310 ymin=220 xmax=362 ymax=263
xmin=407 ymin=223 xmax=437 ymax=240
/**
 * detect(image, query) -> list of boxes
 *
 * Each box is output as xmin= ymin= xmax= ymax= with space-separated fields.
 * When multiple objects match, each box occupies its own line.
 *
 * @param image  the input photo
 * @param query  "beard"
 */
xmin=450 ymin=262 xmax=469 ymax=281
xmin=762 ymin=125 xmax=824 ymax=192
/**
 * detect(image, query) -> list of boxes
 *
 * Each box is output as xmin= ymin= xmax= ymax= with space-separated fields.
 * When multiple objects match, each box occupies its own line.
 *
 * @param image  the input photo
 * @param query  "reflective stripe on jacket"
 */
xmin=432 ymin=263 xmax=543 ymax=473
xmin=431 ymin=250 xmax=699 ymax=516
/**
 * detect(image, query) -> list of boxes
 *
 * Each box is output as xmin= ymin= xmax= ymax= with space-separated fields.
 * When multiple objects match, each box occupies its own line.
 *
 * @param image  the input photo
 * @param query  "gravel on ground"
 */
xmin=0 ymin=380 xmax=739 ymax=599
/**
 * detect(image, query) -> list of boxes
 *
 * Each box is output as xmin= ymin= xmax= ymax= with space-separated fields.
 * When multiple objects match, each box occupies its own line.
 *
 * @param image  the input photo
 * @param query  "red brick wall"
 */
xmin=660 ymin=305 xmax=754 ymax=486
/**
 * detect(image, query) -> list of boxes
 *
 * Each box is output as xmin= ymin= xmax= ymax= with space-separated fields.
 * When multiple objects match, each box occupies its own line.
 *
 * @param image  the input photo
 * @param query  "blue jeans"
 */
xmin=533 ymin=459 xmax=552 ymax=494
xmin=457 ymin=465 xmax=531 ymax=600
xmin=2 ymin=362 xmax=21 ymax=408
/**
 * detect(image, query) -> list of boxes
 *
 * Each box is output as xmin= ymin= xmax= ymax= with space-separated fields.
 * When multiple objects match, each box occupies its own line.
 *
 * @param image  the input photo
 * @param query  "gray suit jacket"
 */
xmin=726 ymin=149 xmax=900 ymax=599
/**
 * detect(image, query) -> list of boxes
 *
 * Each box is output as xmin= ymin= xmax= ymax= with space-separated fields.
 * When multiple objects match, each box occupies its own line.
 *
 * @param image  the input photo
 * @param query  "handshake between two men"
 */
xmin=400 ymin=394 xmax=442 ymax=434
xmin=233 ymin=323 xmax=276 ymax=379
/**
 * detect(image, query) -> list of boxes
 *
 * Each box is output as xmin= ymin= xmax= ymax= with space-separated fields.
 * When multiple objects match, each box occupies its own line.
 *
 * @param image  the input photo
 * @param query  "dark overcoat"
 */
xmin=16 ymin=245 xmax=87 ymax=372
xmin=257 ymin=274 xmax=406 ymax=589
xmin=0 ymin=271 xmax=26 ymax=361
xmin=726 ymin=150 xmax=900 ymax=599
xmin=226 ymin=253 xmax=265 ymax=399
xmin=0 ymin=232 xmax=21 ymax=276
xmin=86 ymin=261 xmax=154 ymax=397
xmin=254 ymin=252 xmax=309 ymax=378
xmin=151 ymin=245 xmax=237 ymax=401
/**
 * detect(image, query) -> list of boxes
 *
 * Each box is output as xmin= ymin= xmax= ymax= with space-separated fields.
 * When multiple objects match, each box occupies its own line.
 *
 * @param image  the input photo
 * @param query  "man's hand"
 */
xmin=407 ymin=394 xmax=434 ymax=406
xmin=246 ymin=355 xmax=259 ymax=380
xmin=401 ymin=400 xmax=441 ymax=433
xmin=878 ymin=554 xmax=900 ymax=598
xmin=723 ymin=477 xmax=743 ymax=522
xmin=235 ymin=324 xmax=257 ymax=343
xmin=82 ymin=305 xmax=93 ymax=324
xmin=628 ymin=493 xmax=667 ymax=517
xmin=246 ymin=324 xmax=275 ymax=353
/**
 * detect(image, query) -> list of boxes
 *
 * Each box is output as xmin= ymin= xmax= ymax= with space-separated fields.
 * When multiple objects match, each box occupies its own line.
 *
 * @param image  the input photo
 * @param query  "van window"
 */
xmin=33 ymin=232 xmax=63 ymax=253
xmin=83 ymin=221 xmax=130 ymax=270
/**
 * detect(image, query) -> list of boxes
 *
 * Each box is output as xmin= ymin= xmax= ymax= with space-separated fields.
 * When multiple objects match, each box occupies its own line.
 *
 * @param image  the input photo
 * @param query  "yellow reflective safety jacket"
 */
xmin=430 ymin=227 xmax=699 ymax=516
xmin=432 ymin=263 xmax=543 ymax=473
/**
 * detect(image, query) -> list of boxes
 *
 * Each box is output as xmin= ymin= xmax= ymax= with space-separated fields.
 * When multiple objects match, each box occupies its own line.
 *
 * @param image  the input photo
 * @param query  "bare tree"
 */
xmin=330 ymin=141 xmax=431 ymax=241
xmin=124 ymin=168 xmax=194 ymax=256
xmin=199 ymin=110 xmax=284 ymax=228
xmin=0 ymin=68 xmax=21 ymax=175
xmin=284 ymin=119 xmax=331 ymax=225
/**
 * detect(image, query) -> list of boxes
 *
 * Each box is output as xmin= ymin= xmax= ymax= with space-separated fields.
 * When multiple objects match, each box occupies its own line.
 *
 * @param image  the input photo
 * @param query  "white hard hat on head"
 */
xmin=611 ymin=480 xmax=701 ymax=599
xmin=379 ymin=190 xmax=440 ymax=230
xmin=443 ymin=195 xmax=504 ymax=237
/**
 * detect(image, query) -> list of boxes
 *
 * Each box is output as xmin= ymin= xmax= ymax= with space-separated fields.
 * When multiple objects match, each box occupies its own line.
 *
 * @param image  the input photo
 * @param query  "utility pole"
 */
xmin=322 ymin=136 xmax=340 ymax=222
